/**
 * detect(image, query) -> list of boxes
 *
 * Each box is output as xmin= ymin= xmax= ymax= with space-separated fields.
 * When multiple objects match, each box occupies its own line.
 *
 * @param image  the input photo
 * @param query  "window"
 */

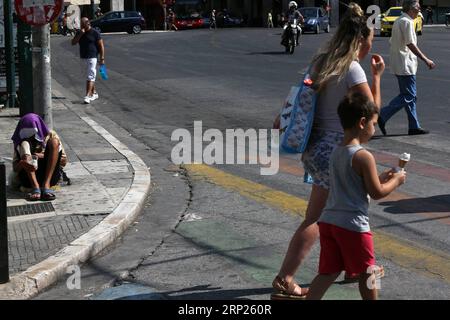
xmin=125 ymin=11 xmax=139 ymax=18
xmin=108 ymin=12 xmax=122 ymax=19
xmin=387 ymin=9 xmax=403 ymax=17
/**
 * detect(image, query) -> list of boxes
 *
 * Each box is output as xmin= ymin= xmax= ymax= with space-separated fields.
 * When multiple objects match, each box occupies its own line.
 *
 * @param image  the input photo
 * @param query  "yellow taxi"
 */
xmin=380 ymin=7 xmax=423 ymax=37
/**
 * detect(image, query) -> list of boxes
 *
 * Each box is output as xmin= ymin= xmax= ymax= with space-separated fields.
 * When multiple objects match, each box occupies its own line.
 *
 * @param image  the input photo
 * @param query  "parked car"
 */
xmin=201 ymin=15 xmax=210 ymax=28
xmin=91 ymin=11 xmax=146 ymax=34
xmin=175 ymin=14 xmax=204 ymax=29
xmin=380 ymin=7 xmax=423 ymax=37
xmin=299 ymin=7 xmax=330 ymax=34
xmin=216 ymin=11 xmax=243 ymax=27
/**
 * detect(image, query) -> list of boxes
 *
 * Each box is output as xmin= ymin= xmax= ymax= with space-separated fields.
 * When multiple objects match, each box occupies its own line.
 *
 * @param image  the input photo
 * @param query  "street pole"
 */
xmin=4 ymin=0 xmax=16 ymax=108
xmin=17 ymin=19 xmax=34 ymax=116
xmin=91 ymin=0 xmax=95 ymax=19
xmin=132 ymin=0 xmax=136 ymax=11
xmin=164 ymin=3 xmax=167 ymax=31
xmin=32 ymin=25 xmax=53 ymax=129
xmin=0 ymin=159 xmax=9 ymax=284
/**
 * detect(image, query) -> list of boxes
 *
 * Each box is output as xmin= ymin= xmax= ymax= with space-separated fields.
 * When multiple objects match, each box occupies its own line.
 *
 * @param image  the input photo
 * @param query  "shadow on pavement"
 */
xmin=247 ymin=51 xmax=288 ymax=55
xmin=371 ymin=133 xmax=411 ymax=140
xmin=379 ymin=194 xmax=450 ymax=214
xmin=163 ymin=285 xmax=274 ymax=300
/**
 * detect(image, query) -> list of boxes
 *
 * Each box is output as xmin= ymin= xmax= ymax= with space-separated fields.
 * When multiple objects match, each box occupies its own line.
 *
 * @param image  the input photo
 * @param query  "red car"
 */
xmin=175 ymin=15 xmax=204 ymax=29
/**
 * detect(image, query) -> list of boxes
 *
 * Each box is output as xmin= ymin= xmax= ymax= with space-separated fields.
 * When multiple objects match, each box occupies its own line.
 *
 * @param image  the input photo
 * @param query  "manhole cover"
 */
xmin=7 ymin=202 xmax=55 ymax=217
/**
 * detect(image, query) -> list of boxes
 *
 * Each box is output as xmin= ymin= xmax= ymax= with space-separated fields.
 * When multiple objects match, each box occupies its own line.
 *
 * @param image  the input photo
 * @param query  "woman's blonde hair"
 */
xmin=310 ymin=3 xmax=371 ymax=92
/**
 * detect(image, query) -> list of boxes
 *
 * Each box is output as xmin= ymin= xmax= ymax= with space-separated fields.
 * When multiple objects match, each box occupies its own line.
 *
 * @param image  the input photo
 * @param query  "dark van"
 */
xmin=91 ymin=11 xmax=146 ymax=34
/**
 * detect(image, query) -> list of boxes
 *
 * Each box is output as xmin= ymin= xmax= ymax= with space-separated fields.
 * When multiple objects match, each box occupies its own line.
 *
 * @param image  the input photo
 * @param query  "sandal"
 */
xmin=41 ymin=188 xmax=56 ymax=201
xmin=27 ymin=188 xmax=41 ymax=201
xmin=343 ymin=265 xmax=385 ymax=283
xmin=270 ymin=275 xmax=308 ymax=300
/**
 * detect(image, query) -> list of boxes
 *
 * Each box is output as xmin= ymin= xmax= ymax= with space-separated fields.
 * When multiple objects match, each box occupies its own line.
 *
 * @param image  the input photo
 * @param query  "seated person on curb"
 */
xmin=306 ymin=93 xmax=406 ymax=300
xmin=11 ymin=113 xmax=67 ymax=201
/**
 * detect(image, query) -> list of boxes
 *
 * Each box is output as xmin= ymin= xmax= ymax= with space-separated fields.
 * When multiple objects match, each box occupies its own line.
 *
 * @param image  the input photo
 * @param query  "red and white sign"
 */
xmin=15 ymin=0 xmax=63 ymax=26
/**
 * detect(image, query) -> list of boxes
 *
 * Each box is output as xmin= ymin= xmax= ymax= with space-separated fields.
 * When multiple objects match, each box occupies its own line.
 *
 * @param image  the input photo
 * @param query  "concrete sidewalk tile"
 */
xmin=82 ymin=159 xmax=131 ymax=175
xmin=64 ymin=162 xmax=91 ymax=177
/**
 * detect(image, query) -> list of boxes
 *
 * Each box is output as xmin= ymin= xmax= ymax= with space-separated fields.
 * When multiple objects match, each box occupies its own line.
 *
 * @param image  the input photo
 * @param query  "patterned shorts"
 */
xmin=301 ymin=130 xmax=344 ymax=189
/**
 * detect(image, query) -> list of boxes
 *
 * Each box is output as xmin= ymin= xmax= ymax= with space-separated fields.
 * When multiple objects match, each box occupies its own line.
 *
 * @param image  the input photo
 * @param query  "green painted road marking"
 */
xmin=177 ymin=219 xmax=360 ymax=300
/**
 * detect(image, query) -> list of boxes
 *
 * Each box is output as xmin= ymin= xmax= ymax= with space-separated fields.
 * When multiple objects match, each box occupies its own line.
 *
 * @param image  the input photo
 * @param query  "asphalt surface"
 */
xmin=36 ymin=27 xmax=450 ymax=300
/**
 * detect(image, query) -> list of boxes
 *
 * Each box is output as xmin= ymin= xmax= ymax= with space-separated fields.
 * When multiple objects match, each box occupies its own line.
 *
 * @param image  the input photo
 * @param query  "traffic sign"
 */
xmin=14 ymin=0 xmax=63 ymax=26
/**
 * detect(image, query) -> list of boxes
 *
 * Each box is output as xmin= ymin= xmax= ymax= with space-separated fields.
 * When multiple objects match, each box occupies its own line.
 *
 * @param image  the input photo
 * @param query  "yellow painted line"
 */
xmin=185 ymin=164 xmax=450 ymax=284
xmin=186 ymin=164 xmax=309 ymax=216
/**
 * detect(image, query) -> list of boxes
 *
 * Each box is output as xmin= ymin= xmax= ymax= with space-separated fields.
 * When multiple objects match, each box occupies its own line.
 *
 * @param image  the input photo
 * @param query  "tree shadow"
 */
xmin=371 ymin=133 xmax=411 ymax=140
xmin=246 ymin=51 xmax=288 ymax=55
xmin=378 ymin=195 xmax=450 ymax=214
xmin=94 ymin=280 xmax=306 ymax=300
xmin=162 ymin=285 xmax=274 ymax=300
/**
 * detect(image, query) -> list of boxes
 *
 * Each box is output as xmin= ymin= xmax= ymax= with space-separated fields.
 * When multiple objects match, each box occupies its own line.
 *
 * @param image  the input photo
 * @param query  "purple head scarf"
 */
xmin=11 ymin=113 xmax=50 ymax=149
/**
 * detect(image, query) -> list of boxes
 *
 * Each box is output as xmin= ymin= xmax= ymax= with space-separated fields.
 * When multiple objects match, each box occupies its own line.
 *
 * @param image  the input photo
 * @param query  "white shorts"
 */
xmin=83 ymin=58 xmax=97 ymax=82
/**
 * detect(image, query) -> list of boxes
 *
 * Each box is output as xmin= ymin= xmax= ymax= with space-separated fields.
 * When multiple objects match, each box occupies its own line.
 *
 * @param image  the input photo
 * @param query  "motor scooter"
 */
xmin=281 ymin=19 xmax=301 ymax=54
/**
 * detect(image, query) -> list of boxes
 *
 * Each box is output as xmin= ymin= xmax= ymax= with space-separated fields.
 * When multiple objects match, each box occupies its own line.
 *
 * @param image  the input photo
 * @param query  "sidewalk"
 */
xmin=0 ymin=92 xmax=151 ymax=299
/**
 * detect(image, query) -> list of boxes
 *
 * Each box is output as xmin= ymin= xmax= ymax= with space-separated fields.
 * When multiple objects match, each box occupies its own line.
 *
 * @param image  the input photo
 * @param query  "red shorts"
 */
xmin=318 ymin=222 xmax=376 ymax=275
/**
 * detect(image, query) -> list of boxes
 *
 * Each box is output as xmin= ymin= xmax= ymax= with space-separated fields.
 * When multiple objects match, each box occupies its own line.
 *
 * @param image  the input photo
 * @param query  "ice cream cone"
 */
xmin=398 ymin=159 xmax=408 ymax=168
xmin=398 ymin=153 xmax=411 ymax=170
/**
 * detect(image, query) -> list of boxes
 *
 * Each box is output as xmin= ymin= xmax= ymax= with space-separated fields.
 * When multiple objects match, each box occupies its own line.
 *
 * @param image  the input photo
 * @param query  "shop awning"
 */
xmin=64 ymin=0 xmax=100 ymax=5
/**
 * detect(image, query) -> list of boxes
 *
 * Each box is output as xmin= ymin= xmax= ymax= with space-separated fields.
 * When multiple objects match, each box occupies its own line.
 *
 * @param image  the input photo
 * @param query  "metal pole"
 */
xmin=132 ymin=0 xmax=136 ymax=12
xmin=32 ymin=25 xmax=53 ymax=129
xmin=4 ymin=0 xmax=16 ymax=108
xmin=17 ymin=19 xmax=34 ymax=116
xmin=436 ymin=0 xmax=439 ymax=24
xmin=91 ymin=0 xmax=95 ymax=20
xmin=0 ymin=160 xmax=9 ymax=284
xmin=164 ymin=3 xmax=167 ymax=31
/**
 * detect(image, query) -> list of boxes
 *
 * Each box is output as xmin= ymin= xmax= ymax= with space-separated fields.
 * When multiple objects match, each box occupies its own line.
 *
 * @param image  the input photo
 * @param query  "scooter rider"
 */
xmin=282 ymin=1 xmax=304 ymax=46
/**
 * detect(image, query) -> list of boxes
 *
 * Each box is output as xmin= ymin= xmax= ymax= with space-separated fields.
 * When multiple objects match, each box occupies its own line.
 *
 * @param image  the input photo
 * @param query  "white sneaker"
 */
xmin=91 ymin=92 xmax=99 ymax=101
xmin=84 ymin=96 xmax=91 ymax=104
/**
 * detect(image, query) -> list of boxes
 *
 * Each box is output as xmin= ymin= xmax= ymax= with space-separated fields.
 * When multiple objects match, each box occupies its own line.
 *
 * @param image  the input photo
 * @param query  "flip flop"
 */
xmin=27 ymin=188 xmax=41 ymax=201
xmin=270 ymin=291 xmax=308 ymax=300
xmin=41 ymin=188 xmax=56 ymax=201
xmin=270 ymin=276 xmax=308 ymax=300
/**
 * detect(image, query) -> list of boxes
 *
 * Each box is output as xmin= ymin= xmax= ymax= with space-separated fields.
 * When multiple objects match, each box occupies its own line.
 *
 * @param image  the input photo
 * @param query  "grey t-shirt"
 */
xmin=319 ymin=145 xmax=371 ymax=232
xmin=313 ymin=61 xmax=368 ymax=133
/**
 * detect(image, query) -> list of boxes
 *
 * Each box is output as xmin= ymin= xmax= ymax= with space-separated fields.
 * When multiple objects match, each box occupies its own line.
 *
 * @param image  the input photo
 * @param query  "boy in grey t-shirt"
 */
xmin=306 ymin=93 xmax=406 ymax=300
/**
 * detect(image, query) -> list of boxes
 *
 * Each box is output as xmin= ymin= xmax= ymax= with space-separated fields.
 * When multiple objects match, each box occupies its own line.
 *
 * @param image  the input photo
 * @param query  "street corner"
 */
xmin=0 ymin=93 xmax=152 ymax=298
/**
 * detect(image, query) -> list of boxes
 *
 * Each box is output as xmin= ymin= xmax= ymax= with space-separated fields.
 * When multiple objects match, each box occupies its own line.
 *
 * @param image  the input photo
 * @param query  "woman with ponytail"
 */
xmin=272 ymin=3 xmax=385 ymax=299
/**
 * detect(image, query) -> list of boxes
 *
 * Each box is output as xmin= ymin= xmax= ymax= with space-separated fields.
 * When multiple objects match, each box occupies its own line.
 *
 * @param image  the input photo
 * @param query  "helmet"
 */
xmin=289 ymin=1 xmax=298 ymax=9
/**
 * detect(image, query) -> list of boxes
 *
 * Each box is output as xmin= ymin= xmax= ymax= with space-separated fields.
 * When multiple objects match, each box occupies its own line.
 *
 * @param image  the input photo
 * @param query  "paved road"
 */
xmin=37 ymin=27 xmax=450 ymax=300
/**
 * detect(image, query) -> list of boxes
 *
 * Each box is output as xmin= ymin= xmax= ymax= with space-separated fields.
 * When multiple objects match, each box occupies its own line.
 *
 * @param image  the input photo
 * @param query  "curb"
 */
xmin=423 ymin=24 xmax=448 ymax=27
xmin=0 ymin=99 xmax=151 ymax=299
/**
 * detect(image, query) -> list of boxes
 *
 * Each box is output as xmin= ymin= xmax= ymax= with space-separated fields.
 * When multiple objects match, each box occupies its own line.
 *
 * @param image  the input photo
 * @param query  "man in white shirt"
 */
xmin=378 ymin=0 xmax=435 ymax=136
